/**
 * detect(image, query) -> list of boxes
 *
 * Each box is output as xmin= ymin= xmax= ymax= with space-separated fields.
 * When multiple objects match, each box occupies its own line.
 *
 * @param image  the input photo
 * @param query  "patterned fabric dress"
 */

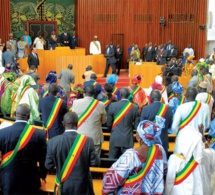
xmin=102 ymin=145 xmax=167 ymax=195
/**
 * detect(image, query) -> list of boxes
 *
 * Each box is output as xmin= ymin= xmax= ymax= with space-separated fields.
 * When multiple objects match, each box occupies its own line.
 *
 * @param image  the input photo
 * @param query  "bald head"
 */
xmin=192 ymin=69 xmax=198 ymax=76
xmin=150 ymin=90 xmax=161 ymax=102
xmin=63 ymin=112 xmax=78 ymax=129
xmin=120 ymin=88 xmax=130 ymax=99
xmin=185 ymin=87 xmax=198 ymax=101
xmin=15 ymin=104 xmax=30 ymax=120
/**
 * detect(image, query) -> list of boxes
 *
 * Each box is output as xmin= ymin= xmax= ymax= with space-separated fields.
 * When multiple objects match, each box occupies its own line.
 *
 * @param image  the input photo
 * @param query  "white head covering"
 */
xmin=155 ymin=75 xmax=163 ymax=84
xmin=199 ymin=58 xmax=205 ymax=63
xmin=177 ymin=126 xmax=203 ymax=163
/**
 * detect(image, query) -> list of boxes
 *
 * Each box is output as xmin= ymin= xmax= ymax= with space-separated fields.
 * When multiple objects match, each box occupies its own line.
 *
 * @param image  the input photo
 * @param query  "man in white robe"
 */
xmin=165 ymin=126 xmax=215 ymax=195
xmin=172 ymin=87 xmax=210 ymax=134
xmin=89 ymin=35 xmax=101 ymax=54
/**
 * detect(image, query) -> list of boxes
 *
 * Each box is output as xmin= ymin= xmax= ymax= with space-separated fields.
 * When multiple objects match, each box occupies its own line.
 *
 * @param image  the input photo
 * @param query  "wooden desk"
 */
xmin=40 ymin=174 xmax=103 ymax=195
xmin=102 ymin=141 xmax=175 ymax=153
xmin=129 ymin=62 xmax=162 ymax=88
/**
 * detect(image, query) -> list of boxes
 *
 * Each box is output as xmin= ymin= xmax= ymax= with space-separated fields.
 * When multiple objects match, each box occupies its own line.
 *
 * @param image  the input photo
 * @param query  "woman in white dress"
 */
xmin=33 ymin=34 xmax=46 ymax=50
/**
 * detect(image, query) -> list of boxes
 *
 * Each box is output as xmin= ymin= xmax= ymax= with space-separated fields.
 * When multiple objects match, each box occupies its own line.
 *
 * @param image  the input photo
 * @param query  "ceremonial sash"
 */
xmin=178 ymin=96 xmax=185 ymax=105
xmin=20 ymin=86 xmax=29 ymax=99
xmin=12 ymin=86 xmax=30 ymax=102
xmin=112 ymin=101 xmax=133 ymax=129
xmin=55 ymin=134 xmax=87 ymax=195
xmin=92 ymin=81 xmax=97 ymax=86
xmin=112 ymin=87 xmax=118 ymax=96
xmin=131 ymin=85 xmax=140 ymax=96
xmin=179 ymin=101 xmax=201 ymax=130
xmin=42 ymin=90 xmax=49 ymax=98
xmin=205 ymin=94 xmax=212 ymax=104
xmin=78 ymin=99 xmax=99 ymax=128
xmin=93 ymin=41 xmax=99 ymax=51
xmin=19 ymin=41 xmax=26 ymax=47
xmin=195 ymin=79 xmax=201 ymax=88
xmin=0 ymin=79 xmax=7 ymax=89
xmin=51 ymin=35 xmax=58 ymax=43
xmin=174 ymin=156 xmax=198 ymax=185
xmin=124 ymin=145 xmax=159 ymax=186
xmin=45 ymin=98 xmax=63 ymax=132
xmin=68 ymin=105 xmax=73 ymax=112
xmin=1 ymin=125 xmax=35 ymax=168
xmin=161 ymin=86 xmax=166 ymax=94
xmin=154 ymin=103 xmax=168 ymax=123
xmin=168 ymin=93 xmax=174 ymax=101
xmin=103 ymin=94 xmax=115 ymax=107
xmin=4 ymin=82 xmax=12 ymax=90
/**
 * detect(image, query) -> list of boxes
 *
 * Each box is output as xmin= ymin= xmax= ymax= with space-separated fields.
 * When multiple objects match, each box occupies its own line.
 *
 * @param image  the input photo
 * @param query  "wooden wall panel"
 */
xmin=0 ymin=0 xmax=11 ymax=43
xmin=76 ymin=0 xmax=207 ymax=67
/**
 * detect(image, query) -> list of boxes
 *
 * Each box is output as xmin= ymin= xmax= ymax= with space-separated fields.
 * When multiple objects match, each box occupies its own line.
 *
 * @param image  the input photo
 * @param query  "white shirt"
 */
xmin=172 ymin=101 xmax=210 ymax=134
xmin=34 ymin=37 xmax=44 ymax=50
xmin=165 ymin=149 xmax=215 ymax=195
xmin=89 ymin=41 xmax=101 ymax=54
xmin=183 ymin=48 xmax=194 ymax=56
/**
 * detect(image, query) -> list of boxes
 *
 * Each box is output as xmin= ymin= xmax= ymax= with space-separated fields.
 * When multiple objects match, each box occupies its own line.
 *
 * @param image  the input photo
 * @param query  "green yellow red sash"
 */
xmin=1 ymin=124 xmax=35 ymax=168
xmin=112 ymin=87 xmax=117 ymax=96
xmin=161 ymin=86 xmax=166 ymax=94
xmin=12 ymin=86 xmax=30 ymax=101
xmin=131 ymin=85 xmax=140 ymax=96
xmin=103 ymin=94 xmax=115 ymax=107
xmin=179 ymin=101 xmax=201 ymax=130
xmin=205 ymin=94 xmax=212 ymax=104
xmin=68 ymin=105 xmax=73 ymax=112
xmin=168 ymin=93 xmax=174 ymax=101
xmin=19 ymin=41 xmax=26 ymax=47
xmin=4 ymin=82 xmax=12 ymax=90
xmin=45 ymin=98 xmax=63 ymax=136
xmin=93 ymin=41 xmax=100 ymax=51
xmin=55 ymin=134 xmax=87 ymax=195
xmin=195 ymin=79 xmax=201 ymax=88
xmin=92 ymin=81 xmax=97 ymax=86
xmin=42 ymin=90 xmax=49 ymax=98
xmin=124 ymin=145 xmax=159 ymax=186
xmin=78 ymin=99 xmax=99 ymax=128
xmin=0 ymin=79 xmax=7 ymax=89
xmin=154 ymin=103 xmax=168 ymax=122
xmin=178 ymin=95 xmax=185 ymax=105
xmin=174 ymin=156 xmax=198 ymax=185
xmin=51 ymin=35 xmax=58 ymax=43
xmin=112 ymin=101 xmax=133 ymax=129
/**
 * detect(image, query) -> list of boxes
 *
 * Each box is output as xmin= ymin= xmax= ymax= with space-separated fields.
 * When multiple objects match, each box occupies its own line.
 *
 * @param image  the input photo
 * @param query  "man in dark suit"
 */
xmin=27 ymin=47 xmax=39 ymax=68
xmin=152 ymin=43 xmax=158 ymax=61
xmin=70 ymin=31 xmax=78 ymax=49
xmin=157 ymin=44 xmax=167 ymax=65
xmin=141 ymin=43 xmax=148 ymax=61
xmin=60 ymin=29 xmax=71 ymax=46
xmin=145 ymin=42 xmax=154 ymax=62
xmin=2 ymin=44 xmax=15 ymax=69
xmin=45 ymin=111 xmax=99 ymax=195
xmin=49 ymin=30 xmax=58 ymax=50
xmin=103 ymin=44 xmax=117 ymax=77
xmin=107 ymin=88 xmax=140 ymax=158
xmin=140 ymin=90 xmax=172 ymax=155
xmin=39 ymin=83 xmax=68 ymax=139
xmin=0 ymin=104 xmax=47 ymax=194
xmin=84 ymin=73 xmax=102 ymax=99
xmin=167 ymin=44 xmax=178 ymax=59
xmin=115 ymin=44 xmax=123 ymax=75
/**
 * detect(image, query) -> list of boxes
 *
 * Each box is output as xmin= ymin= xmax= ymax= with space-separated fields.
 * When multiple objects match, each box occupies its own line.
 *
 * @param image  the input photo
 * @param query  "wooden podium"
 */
xmin=18 ymin=47 xmax=107 ymax=86
xmin=129 ymin=62 xmax=162 ymax=88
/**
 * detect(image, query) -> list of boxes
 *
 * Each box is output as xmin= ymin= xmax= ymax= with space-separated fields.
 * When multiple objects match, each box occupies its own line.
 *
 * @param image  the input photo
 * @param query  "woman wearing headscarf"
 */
xmin=98 ymin=83 xmax=118 ymax=113
xmin=128 ymin=74 xmax=148 ymax=113
xmin=11 ymin=75 xmax=40 ymax=124
xmin=165 ymin=126 xmax=215 ymax=195
xmin=168 ymin=81 xmax=185 ymax=115
xmin=105 ymin=74 xmax=121 ymax=101
xmin=1 ymin=74 xmax=20 ymax=116
xmin=102 ymin=117 xmax=167 ymax=195
xmin=148 ymin=75 xmax=168 ymax=104
xmin=40 ymin=71 xmax=66 ymax=100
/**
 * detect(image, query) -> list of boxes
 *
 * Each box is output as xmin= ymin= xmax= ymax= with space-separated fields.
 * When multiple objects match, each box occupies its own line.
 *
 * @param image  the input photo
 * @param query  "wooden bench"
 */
xmin=40 ymin=167 xmax=107 ymax=195
xmin=102 ymin=141 xmax=175 ymax=153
